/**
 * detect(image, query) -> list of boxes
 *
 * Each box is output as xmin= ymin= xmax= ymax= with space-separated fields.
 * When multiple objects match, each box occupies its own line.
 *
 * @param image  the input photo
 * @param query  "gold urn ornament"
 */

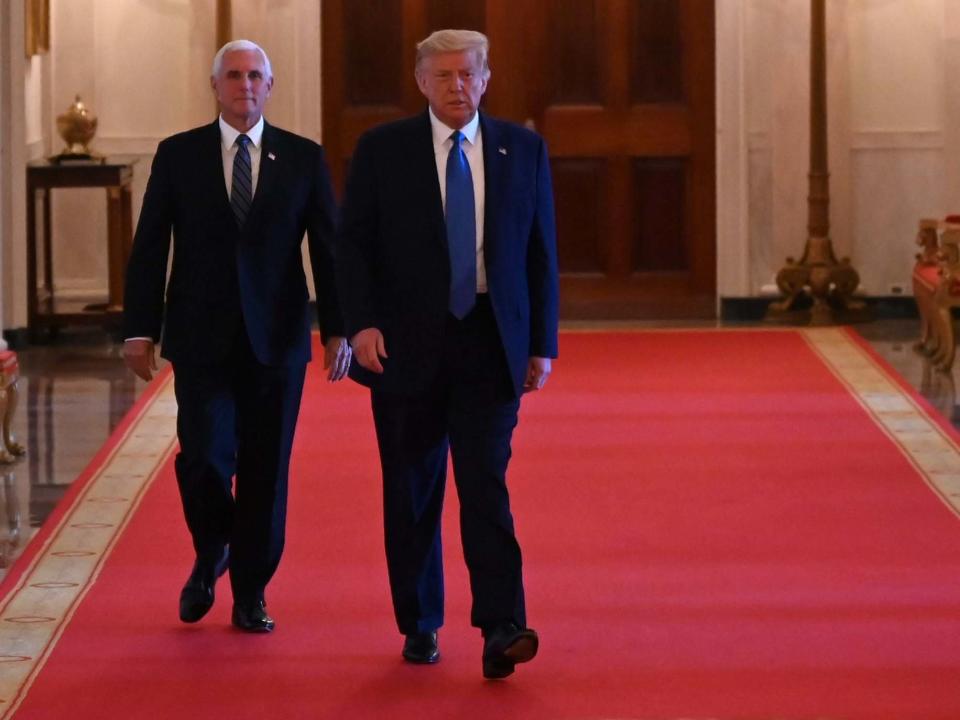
xmin=55 ymin=95 xmax=99 ymax=160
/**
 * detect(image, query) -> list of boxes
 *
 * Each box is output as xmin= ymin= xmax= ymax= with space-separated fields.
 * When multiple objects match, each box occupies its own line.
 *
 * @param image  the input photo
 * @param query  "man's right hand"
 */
xmin=123 ymin=339 xmax=158 ymax=381
xmin=350 ymin=328 xmax=387 ymax=374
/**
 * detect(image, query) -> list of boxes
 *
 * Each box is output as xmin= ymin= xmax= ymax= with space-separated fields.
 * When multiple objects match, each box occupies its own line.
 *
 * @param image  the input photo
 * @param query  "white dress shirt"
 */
xmin=219 ymin=114 xmax=265 ymax=197
xmin=429 ymin=108 xmax=487 ymax=293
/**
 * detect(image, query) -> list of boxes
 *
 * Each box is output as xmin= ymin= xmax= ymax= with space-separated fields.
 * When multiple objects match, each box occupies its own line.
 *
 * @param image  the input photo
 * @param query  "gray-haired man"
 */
xmin=124 ymin=40 xmax=351 ymax=633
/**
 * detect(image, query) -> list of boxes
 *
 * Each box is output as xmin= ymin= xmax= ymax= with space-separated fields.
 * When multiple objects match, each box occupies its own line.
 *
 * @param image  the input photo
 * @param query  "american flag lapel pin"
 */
xmin=498 ymin=147 xmax=507 ymax=156
xmin=268 ymin=152 xmax=276 ymax=161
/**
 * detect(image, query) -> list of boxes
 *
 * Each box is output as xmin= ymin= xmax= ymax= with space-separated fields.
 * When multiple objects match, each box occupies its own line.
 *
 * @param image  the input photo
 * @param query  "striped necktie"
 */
xmin=230 ymin=134 xmax=252 ymax=227
xmin=445 ymin=130 xmax=476 ymax=319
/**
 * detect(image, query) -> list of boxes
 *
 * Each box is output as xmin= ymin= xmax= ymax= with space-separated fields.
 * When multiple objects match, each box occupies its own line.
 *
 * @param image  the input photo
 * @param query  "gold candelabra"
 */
xmin=766 ymin=0 xmax=868 ymax=325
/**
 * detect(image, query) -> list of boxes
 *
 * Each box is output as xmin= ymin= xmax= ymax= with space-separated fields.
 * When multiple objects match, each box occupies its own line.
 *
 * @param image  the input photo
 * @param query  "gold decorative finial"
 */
xmin=53 ymin=95 xmax=100 ymax=162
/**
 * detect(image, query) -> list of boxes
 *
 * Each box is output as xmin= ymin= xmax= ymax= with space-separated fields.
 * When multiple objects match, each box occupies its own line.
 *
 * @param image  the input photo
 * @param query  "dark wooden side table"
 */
xmin=26 ymin=157 xmax=138 ymax=340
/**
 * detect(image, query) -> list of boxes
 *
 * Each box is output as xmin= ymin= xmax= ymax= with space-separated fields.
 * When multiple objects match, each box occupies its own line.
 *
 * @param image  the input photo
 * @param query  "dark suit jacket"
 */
xmin=337 ymin=110 xmax=559 ymax=398
xmin=123 ymin=120 xmax=342 ymax=367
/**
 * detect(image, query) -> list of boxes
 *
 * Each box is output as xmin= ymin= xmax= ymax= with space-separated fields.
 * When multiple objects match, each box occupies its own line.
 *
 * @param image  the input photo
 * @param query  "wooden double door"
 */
xmin=322 ymin=0 xmax=715 ymax=319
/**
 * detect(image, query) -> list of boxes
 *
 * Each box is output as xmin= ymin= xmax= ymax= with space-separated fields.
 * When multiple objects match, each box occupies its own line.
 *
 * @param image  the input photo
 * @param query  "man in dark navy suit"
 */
xmin=122 ymin=40 xmax=350 ymax=633
xmin=337 ymin=29 xmax=559 ymax=679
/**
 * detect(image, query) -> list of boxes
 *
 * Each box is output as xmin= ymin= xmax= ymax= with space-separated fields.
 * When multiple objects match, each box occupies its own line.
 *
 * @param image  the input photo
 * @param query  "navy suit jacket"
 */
xmin=337 ymin=111 xmax=559 ymax=397
xmin=123 ymin=120 xmax=343 ymax=367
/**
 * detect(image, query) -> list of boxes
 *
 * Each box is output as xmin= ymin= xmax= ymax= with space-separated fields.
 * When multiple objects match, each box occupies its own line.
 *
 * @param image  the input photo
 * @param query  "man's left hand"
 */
xmin=323 ymin=336 xmax=352 ymax=382
xmin=523 ymin=357 xmax=552 ymax=393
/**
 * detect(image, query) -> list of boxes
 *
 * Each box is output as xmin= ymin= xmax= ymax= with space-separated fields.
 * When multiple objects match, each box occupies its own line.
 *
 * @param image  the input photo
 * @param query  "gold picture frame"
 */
xmin=25 ymin=0 xmax=50 ymax=58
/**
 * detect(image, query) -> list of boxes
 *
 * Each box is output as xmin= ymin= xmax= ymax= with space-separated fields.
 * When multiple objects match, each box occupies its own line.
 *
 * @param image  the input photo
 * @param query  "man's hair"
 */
xmin=211 ymin=39 xmax=273 ymax=79
xmin=415 ymin=29 xmax=490 ymax=78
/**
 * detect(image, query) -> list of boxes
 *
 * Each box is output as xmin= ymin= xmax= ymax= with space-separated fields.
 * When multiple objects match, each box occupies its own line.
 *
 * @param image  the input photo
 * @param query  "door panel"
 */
xmin=631 ymin=0 xmax=684 ymax=104
xmin=322 ymin=0 xmax=716 ymax=319
xmin=634 ymin=158 xmax=688 ymax=272
xmin=553 ymin=159 xmax=605 ymax=274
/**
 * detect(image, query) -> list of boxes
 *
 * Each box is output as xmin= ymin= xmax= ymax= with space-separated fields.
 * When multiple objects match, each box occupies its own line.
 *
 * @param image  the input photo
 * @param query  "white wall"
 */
xmin=1 ymin=0 xmax=38 ymax=334
xmin=718 ymin=0 xmax=960 ymax=299
xmin=715 ymin=0 xmax=749 ymax=305
xmin=947 ymin=0 xmax=960 ymax=209
xmin=0 ymin=0 xmax=8 ymax=349
xmin=24 ymin=55 xmax=46 ymax=156
xmin=848 ymin=0 xmax=948 ymax=295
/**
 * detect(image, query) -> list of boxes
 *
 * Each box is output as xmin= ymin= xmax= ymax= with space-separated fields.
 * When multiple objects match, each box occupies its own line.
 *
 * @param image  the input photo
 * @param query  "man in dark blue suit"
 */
xmin=337 ymin=29 xmax=559 ymax=679
xmin=122 ymin=40 xmax=351 ymax=633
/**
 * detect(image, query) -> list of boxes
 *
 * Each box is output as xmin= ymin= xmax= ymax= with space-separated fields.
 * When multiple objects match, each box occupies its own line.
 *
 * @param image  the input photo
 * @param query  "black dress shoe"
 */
xmin=402 ymin=631 xmax=440 ymax=664
xmin=178 ymin=548 xmax=229 ymax=623
xmin=231 ymin=600 xmax=275 ymax=633
xmin=482 ymin=622 xmax=538 ymax=679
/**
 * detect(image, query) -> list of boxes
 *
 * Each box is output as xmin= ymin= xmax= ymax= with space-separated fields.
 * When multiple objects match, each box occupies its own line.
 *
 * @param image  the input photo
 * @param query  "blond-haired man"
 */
xmin=338 ymin=29 xmax=558 ymax=679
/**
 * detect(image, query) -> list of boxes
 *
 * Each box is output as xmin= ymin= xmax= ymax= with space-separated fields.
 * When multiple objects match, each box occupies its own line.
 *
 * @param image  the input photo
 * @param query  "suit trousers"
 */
xmin=172 ymin=326 xmax=306 ymax=603
xmin=371 ymin=295 xmax=526 ymax=635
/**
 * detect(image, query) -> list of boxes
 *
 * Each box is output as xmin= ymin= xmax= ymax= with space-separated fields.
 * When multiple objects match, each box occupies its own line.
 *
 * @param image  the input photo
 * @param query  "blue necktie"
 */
xmin=231 ymin=134 xmax=253 ymax=227
xmin=445 ymin=130 xmax=476 ymax=319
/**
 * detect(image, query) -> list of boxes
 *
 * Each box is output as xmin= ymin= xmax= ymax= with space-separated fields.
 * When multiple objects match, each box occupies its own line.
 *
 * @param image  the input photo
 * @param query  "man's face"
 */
xmin=211 ymin=49 xmax=273 ymax=130
xmin=416 ymin=50 xmax=488 ymax=130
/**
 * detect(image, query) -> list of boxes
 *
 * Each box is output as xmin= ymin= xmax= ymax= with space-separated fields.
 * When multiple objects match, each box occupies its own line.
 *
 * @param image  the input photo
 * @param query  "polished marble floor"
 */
xmin=0 ymin=328 xmax=160 ymax=576
xmin=0 ymin=318 xmax=951 ymax=580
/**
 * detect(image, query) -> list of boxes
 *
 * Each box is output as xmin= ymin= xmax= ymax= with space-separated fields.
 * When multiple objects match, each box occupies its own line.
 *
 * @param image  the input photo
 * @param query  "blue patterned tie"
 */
xmin=231 ymin=134 xmax=253 ymax=227
xmin=445 ymin=131 xmax=476 ymax=319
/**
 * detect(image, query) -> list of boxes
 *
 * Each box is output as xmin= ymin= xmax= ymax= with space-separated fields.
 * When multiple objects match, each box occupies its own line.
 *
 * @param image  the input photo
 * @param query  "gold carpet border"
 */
xmin=802 ymin=327 xmax=960 ymax=520
xmin=0 ymin=374 xmax=177 ymax=717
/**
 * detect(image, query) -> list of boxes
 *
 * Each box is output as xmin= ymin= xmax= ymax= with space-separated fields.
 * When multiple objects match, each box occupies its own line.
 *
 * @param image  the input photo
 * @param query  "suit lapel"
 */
xmin=413 ymin=111 xmax=446 ymax=248
xmin=479 ymin=113 xmax=506 ymax=265
xmin=204 ymin=120 xmax=234 ymax=222
xmin=245 ymin=121 xmax=280 ymax=228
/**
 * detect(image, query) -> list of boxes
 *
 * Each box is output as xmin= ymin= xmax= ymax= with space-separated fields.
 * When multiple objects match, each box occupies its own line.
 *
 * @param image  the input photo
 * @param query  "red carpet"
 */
xmin=3 ymin=329 xmax=960 ymax=719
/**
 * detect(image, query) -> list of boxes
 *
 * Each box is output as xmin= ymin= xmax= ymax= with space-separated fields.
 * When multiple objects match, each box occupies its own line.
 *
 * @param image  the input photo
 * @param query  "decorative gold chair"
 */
xmin=0 ymin=351 xmax=25 ymax=464
xmin=913 ymin=219 xmax=960 ymax=372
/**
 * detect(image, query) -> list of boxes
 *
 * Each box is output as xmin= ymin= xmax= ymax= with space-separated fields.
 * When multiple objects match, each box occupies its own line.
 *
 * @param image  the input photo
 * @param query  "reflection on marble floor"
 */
xmin=0 ymin=318 xmax=954 ymax=581
xmin=856 ymin=318 xmax=960 ymax=426
xmin=0 ymin=329 xmax=159 ymax=577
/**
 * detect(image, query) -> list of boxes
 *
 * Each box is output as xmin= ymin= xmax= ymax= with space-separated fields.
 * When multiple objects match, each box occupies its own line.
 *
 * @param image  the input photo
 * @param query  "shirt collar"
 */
xmin=219 ymin=115 xmax=265 ymax=150
xmin=428 ymin=108 xmax=480 ymax=148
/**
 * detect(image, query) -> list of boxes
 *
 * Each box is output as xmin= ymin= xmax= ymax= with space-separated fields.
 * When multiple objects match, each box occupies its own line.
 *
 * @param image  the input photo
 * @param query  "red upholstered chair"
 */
xmin=913 ymin=219 xmax=960 ymax=371
xmin=0 ymin=351 xmax=25 ymax=463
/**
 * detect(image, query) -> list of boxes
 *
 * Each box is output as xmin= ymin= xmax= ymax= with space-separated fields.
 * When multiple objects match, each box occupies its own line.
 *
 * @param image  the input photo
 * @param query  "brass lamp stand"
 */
xmin=766 ymin=0 xmax=867 ymax=326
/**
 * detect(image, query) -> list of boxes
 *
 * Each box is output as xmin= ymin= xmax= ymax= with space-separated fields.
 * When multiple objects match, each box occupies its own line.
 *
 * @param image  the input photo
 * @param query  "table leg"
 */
xmin=106 ymin=186 xmax=125 ymax=311
xmin=26 ymin=186 xmax=38 ymax=333
xmin=42 ymin=188 xmax=53 ymax=300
